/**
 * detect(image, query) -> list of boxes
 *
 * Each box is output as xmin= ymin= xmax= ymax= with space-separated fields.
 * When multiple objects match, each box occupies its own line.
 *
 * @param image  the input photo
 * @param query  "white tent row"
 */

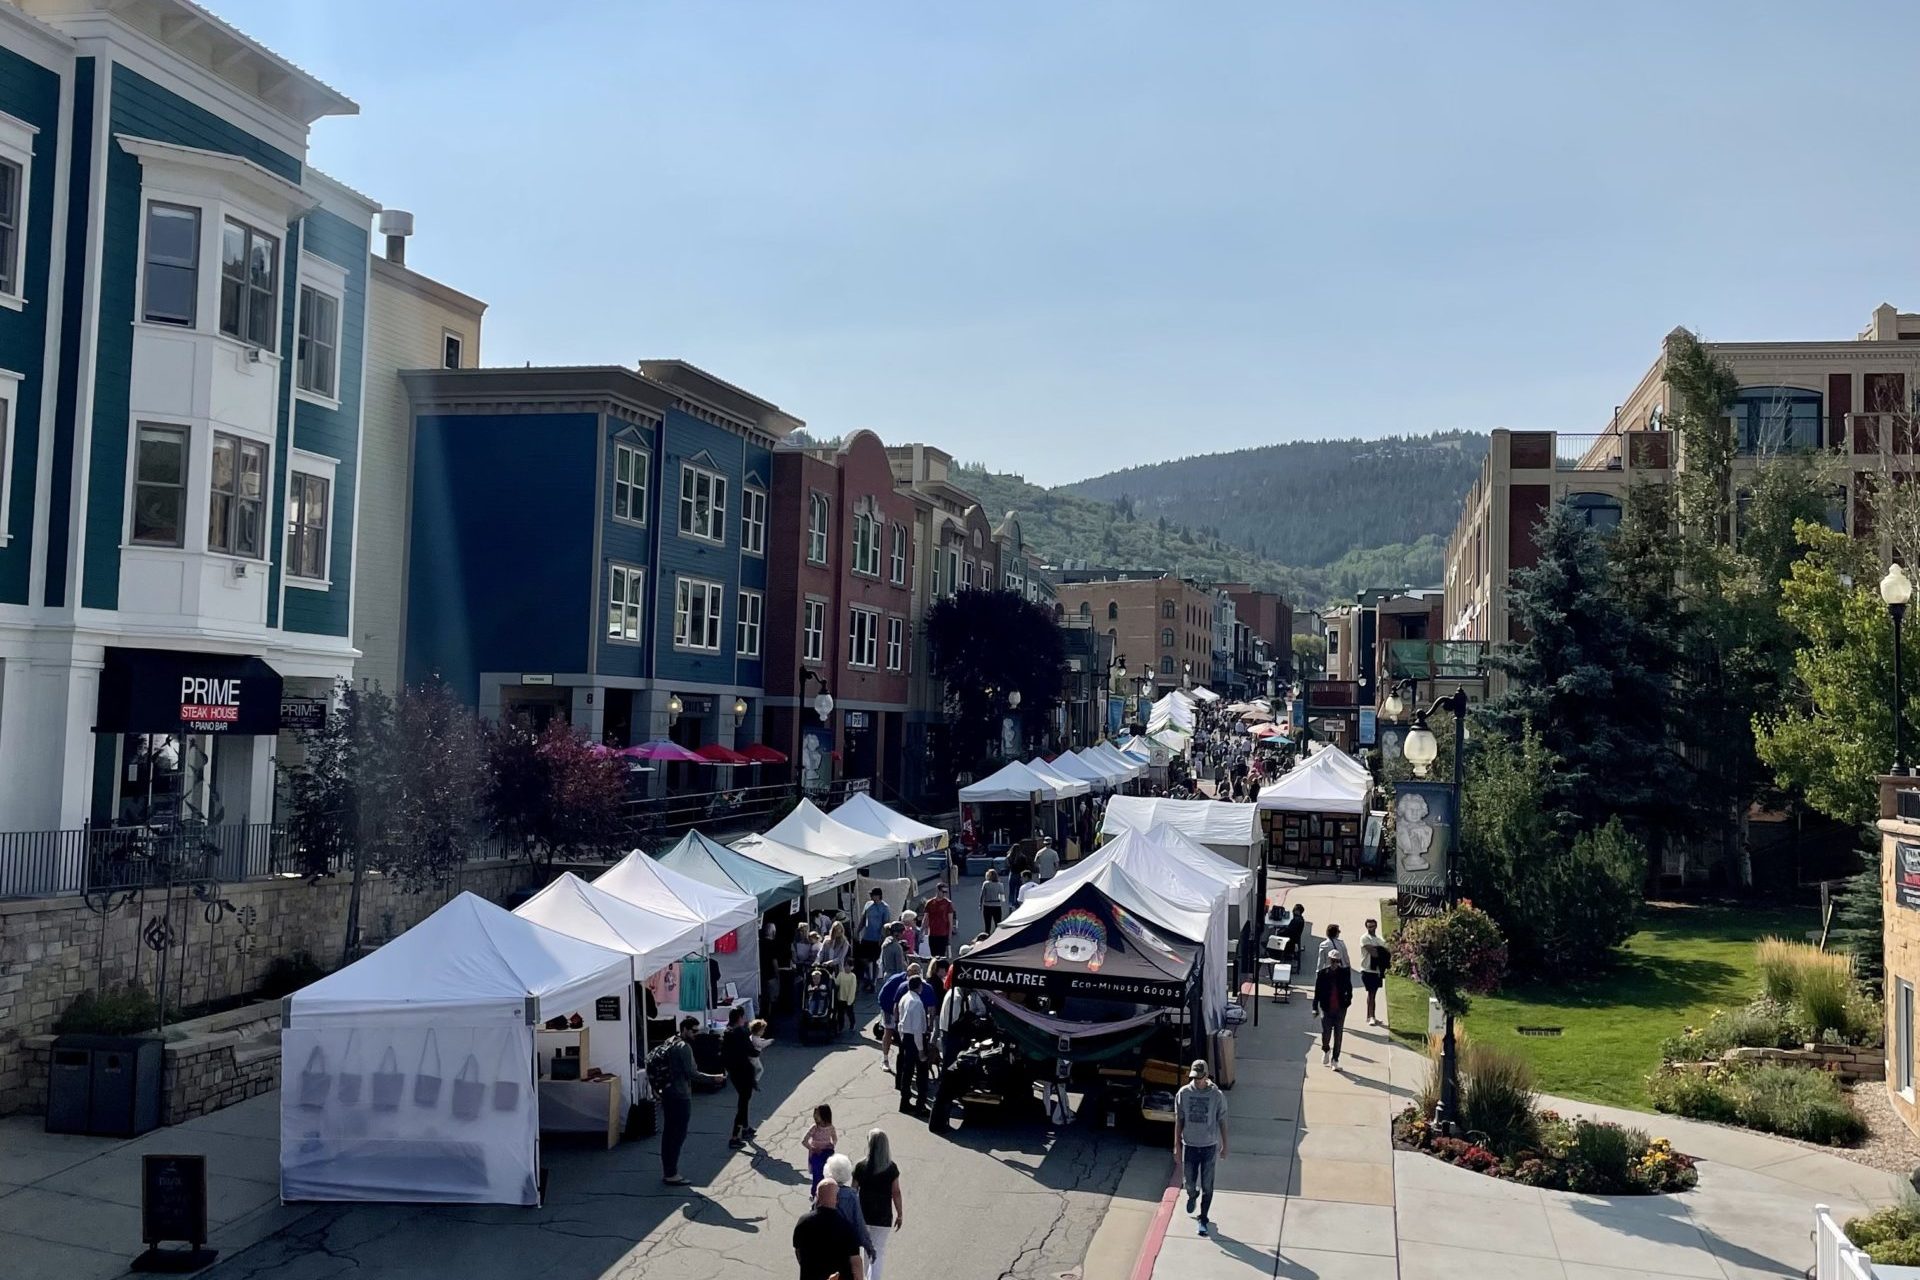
xmin=959 ymin=758 xmax=1085 ymax=804
xmin=730 ymin=833 xmax=860 ymax=905
xmin=1025 ymin=756 xmax=1091 ymax=798
xmin=1257 ymin=748 xmax=1370 ymax=815
xmin=1150 ymin=691 xmax=1196 ymax=731
xmin=281 ymin=893 xmax=633 ymax=1206
xmin=762 ymin=798 xmax=903 ymax=873
xmin=590 ymin=852 xmax=762 ymax=1009
xmin=833 ymin=792 xmax=949 ymax=856
xmin=1083 ymin=742 xmax=1144 ymax=781
xmin=1100 ymin=795 xmax=1261 ymax=867
xmin=1048 ymin=750 xmax=1122 ymax=791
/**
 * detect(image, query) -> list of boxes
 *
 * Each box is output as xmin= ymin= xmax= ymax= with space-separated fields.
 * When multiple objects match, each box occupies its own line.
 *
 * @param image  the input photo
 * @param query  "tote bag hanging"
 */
xmin=297 ymin=1045 xmax=331 ymax=1110
xmin=335 ymin=1031 xmax=363 ymax=1106
xmin=413 ymin=1029 xmax=443 ymax=1109
xmin=491 ymin=1037 xmax=522 ymax=1113
xmin=370 ymin=1046 xmax=404 ymax=1111
xmin=450 ymin=1053 xmax=485 ymax=1121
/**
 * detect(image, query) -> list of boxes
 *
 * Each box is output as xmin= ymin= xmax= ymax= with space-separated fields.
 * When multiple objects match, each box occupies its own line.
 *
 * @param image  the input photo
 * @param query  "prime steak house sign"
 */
xmin=180 ymin=677 xmax=244 ymax=732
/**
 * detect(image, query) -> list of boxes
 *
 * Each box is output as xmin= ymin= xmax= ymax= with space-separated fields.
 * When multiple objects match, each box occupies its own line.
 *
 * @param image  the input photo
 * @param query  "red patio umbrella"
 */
xmin=620 ymin=740 xmax=704 ymax=762
xmin=738 ymin=744 xmax=788 ymax=763
xmin=694 ymin=742 xmax=751 ymax=766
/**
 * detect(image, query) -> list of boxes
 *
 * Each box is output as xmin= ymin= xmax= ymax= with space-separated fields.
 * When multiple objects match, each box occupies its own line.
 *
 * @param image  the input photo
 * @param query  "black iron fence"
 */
xmin=0 ymin=822 xmax=311 ymax=900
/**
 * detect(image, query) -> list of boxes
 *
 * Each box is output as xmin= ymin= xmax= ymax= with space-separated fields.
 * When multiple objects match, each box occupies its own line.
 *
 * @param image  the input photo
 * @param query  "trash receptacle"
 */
xmin=45 ymin=1035 xmax=163 ymax=1137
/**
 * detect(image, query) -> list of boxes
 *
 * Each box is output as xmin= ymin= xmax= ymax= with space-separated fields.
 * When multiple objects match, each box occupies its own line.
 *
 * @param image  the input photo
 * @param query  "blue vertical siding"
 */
xmin=593 ymin=415 xmax=656 ymax=679
xmin=41 ymin=54 xmax=90 ymax=608
xmin=281 ymin=207 xmax=368 ymax=638
xmin=80 ymin=63 xmax=300 ymax=610
xmin=653 ymin=407 xmax=744 ymax=687
xmin=0 ymin=44 xmax=62 ymax=606
xmin=407 ymin=411 xmax=596 ymax=704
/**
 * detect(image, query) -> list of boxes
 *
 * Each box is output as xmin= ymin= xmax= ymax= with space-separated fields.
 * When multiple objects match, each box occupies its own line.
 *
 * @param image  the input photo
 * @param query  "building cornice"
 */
xmin=0 ymin=2 xmax=77 ymax=65
xmin=401 ymin=367 xmax=671 ymax=426
xmin=370 ymin=255 xmax=486 ymax=319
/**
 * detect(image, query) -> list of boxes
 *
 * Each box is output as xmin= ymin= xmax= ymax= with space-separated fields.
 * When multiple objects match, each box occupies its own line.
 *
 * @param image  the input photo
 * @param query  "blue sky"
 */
xmin=222 ymin=1 xmax=1920 ymax=485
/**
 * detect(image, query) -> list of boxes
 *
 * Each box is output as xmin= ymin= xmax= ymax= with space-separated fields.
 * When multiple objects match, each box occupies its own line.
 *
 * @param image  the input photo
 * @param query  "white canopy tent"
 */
xmin=1025 ymin=756 xmax=1091 ymax=799
xmin=832 ymin=792 xmax=949 ymax=856
xmin=958 ymin=760 xmax=1051 ymax=804
xmin=1151 ymin=691 xmax=1196 ymax=731
xmin=729 ymin=833 xmax=860 ymax=907
xmin=514 ymin=872 xmax=707 ymax=985
xmin=592 ymin=852 xmax=762 ymax=1007
xmin=1305 ymin=743 xmax=1372 ymax=788
xmin=763 ymin=798 xmax=903 ymax=873
xmin=1257 ymin=750 xmax=1370 ymax=815
xmin=1190 ymin=685 xmax=1221 ymax=703
xmin=1086 ymin=741 xmax=1145 ymax=780
xmin=1075 ymin=747 xmax=1136 ymax=786
xmin=1048 ymin=751 xmax=1114 ymax=791
xmin=1101 ymin=795 xmax=1262 ymax=869
xmin=281 ymin=893 xmax=631 ymax=1206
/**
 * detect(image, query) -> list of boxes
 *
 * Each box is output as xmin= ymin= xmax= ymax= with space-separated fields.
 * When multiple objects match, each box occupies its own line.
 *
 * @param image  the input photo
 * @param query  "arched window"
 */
xmin=1161 ymin=628 xmax=1175 ymax=647
xmin=1566 ymin=491 xmax=1623 ymax=532
xmin=1160 ymin=656 xmax=1175 ymax=675
xmin=1107 ymin=601 xmax=1119 ymax=620
xmin=1054 ymin=603 xmax=1065 ymax=621
xmin=1078 ymin=601 xmax=1091 ymax=619
xmin=1161 ymin=599 xmax=1175 ymax=619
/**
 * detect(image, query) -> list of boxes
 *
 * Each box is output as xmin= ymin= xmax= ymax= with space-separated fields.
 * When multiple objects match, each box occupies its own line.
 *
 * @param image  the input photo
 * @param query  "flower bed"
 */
xmin=1394 ymin=1105 xmax=1698 ymax=1194
xmin=1648 ymin=1061 xmax=1867 ymax=1145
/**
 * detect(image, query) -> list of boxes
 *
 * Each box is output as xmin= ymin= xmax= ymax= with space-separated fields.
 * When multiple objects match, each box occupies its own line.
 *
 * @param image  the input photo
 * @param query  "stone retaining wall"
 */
xmin=0 ymin=860 xmax=535 ymax=1115
xmin=1722 ymin=1043 xmax=1885 ymax=1082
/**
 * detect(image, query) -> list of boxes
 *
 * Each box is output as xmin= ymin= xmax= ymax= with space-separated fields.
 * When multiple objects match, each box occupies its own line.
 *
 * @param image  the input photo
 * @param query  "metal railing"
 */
xmin=615 ymin=782 xmax=799 ymax=848
xmin=1386 ymin=640 xmax=1487 ymax=681
xmin=0 ymin=822 xmax=305 ymax=900
xmin=1553 ymin=433 xmax=1624 ymax=470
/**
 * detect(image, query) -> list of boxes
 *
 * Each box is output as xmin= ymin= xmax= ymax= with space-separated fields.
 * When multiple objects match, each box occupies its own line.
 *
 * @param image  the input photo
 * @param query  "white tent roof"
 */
xmin=729 ymin=833 xmax=860 ymax=893
xmin=1116 ymin=736 xmax=1152 ymax=761
xmin=1151 ymin=692 xmax=1195 ymax=730
xmin=762 ymin=798 xmax=901 ymax=869
xmin=832 ymin=792 xmax=950 ymax=850
xmin=1305 ymin=743 xmax=1371 ymax=786
xmin=1191 ymin=686 xmax=1220 ymax=703
xmin=1089 ymin=742 xmax=1146 ymax=778
xmin=1047 ymin=751 xmax=1114 ymax=790
xmin=1134 ymin=823 xmax=1256 ymax=901
xmin=1075 ymin=747 xmax=1136 ymax=785
xmin=1257 ymin=750 xmax=1370 ymax=815
xmin=958 ymin=759 xmax=1052 ymax=803
xmin=513 ymin=872 xmax=708 ymax=981
xmin=289 ymin=892 xmax=631 ymax=1025
xmin=1101 ymin=795 xmax=1260 ymax=851
xmin=592 ymin=850 xmax=759 ymax=941
xmin=1003 ymin=836 xmax=1212 ymax=944
xmin=1025 ymin=756 xmax=1091 ymax=798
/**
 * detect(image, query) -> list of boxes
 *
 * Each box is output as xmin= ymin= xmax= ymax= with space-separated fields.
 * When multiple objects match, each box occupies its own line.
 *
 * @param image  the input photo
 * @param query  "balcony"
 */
xmin=1386 ymin=639 xmax=1487 ymax=681
xmin=1509 ymin=430 xmax=1671 ymax=473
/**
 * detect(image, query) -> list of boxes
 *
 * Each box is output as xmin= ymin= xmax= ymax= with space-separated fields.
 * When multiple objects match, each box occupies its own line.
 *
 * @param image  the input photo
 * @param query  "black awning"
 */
xmin=951 ymin=881 xmax=1200 ymax=1007
xmin=96 ymin=649 xmax=284 ymax=736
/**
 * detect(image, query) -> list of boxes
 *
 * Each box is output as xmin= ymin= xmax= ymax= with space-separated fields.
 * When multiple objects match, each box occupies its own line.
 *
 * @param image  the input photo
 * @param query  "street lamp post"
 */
xmin=1400 ymin=685 xmax=1469 ymax=1127
xmin=1884 ymin=564 xmax=1913 ymax=776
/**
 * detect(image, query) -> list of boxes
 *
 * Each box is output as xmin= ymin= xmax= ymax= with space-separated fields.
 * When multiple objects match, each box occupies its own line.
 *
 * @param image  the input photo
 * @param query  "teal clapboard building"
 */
xmin=0 ymin=1 xmax=374 ymax=838
xmin=401 ymin=362 xmax=799 ymax=760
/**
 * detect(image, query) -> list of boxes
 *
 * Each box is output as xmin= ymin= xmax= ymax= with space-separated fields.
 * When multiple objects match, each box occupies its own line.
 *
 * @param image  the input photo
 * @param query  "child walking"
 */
xmin=833 ymin=964 xmax=858 ymax=1033
xmin=804 ymin=1103 xmax=838 ymax=1195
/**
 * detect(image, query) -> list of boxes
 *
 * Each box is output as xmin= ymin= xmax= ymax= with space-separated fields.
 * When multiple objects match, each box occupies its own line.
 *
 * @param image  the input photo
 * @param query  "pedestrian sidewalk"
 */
xmin=1106 ymin=878 xmax=1911 ymax=1280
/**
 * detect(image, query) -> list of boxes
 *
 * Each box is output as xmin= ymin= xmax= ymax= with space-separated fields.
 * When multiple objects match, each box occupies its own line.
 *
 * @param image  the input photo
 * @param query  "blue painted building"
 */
xmin=0 ymin=1 xmax=375 ymax=836
xmin=402 ymin=363 xmax=799 ymax=758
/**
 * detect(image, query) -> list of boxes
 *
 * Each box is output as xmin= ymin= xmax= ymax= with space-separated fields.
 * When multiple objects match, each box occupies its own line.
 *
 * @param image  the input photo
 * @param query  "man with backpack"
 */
xmin=650 ymin=1016 xmax=724 ymax=1185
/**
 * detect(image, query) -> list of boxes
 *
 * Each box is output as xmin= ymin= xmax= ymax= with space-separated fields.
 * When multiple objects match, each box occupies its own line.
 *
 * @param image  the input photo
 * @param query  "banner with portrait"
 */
xmin=1107 ymin=696 xmax=1127 ymax=736
xmin=1393 ymin=780 xmax=1454 ymax=919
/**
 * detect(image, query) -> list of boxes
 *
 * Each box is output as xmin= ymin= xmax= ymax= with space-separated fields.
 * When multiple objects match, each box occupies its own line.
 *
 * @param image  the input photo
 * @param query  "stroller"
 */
xmin=798 ymin=975 xmax=837 ymax=1046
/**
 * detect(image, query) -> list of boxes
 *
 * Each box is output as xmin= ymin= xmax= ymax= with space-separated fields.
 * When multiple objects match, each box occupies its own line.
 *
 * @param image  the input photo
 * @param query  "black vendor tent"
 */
xmin=951 ymin=880 xmax=1200 ymax=1007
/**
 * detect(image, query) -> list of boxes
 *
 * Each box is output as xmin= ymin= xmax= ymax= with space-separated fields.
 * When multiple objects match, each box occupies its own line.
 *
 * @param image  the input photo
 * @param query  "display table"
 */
xmin=537 ymin=1078 xmax=622 ymax=1149
xmin=706 ymin=998 xmax=756 ymax=1032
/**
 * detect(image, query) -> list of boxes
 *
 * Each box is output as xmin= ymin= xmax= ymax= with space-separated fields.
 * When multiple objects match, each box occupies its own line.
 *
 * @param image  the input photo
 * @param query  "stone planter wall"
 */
xmin=1721 ymin=1044 xmax=1885 ymax=1082
xmin=20 ymin=998 xmax=286 ymax=1124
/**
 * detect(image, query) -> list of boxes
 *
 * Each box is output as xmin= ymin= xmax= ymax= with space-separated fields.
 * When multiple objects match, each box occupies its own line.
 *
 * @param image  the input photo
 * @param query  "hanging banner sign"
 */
xmin=1393 ymin=780 xmax=1454 ymax=919
xmin=1897 ymin=840 xmax=1920 ymax=912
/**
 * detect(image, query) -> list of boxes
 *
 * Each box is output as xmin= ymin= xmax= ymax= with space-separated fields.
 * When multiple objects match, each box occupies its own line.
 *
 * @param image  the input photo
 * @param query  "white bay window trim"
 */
xmin=0 ymin=110 xmax=39 ymax=311
xmin=674 ymin=575 xmax=724 ymax=651
xmin=294 ymin=251 xmax=347 ymax=407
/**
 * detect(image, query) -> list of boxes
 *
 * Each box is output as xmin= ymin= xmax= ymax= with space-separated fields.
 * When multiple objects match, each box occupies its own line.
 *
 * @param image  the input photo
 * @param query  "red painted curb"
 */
xmin=1127 ymin=1163 xmax=1182 ymax=1280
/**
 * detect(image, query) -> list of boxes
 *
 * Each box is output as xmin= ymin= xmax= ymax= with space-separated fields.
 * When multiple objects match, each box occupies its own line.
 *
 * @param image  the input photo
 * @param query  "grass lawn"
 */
xmin=1384 ymin=900 xmax=1815 ymax=1111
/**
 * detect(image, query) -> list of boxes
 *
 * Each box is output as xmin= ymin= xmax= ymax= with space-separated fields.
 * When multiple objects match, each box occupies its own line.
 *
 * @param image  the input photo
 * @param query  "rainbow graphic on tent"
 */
xmin=1043 ymin=908 xmax=1108 ymax=971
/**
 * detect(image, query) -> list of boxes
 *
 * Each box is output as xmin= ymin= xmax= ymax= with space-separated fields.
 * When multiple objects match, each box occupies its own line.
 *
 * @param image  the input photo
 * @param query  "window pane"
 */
xmin=144 ymin=204 xmax=199 ymax=325
xmin=137 ymin=427 xmax=185 ymax=485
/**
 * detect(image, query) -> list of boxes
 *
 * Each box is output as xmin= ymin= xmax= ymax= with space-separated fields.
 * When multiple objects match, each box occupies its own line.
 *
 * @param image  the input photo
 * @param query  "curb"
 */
xmin=1128 ymin=1165 xmax=1182 ymax=1280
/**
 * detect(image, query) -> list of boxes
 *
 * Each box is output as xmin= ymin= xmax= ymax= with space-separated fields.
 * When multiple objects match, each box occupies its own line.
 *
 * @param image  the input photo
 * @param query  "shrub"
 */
xmin=1796 ymin=957 xmax=1857 ymax=1042
xmin=1459 ymin=1042 xmax=1539 ymax=1154
xmin=1755 ymin=937 xmax=1805 ymax=1004
xmin=257 ymin=951 xmax=327 ymax=999
xmin=1391 ymin=905 xmax=1508 ymax=1016
xmin=1660 ymin=997 xmax=1807 ymax=1062
xmin=1868 ymin=1238 xmax=1920 ymax=1266
xmin=1650 ymin=1063 xmax=1866 ymax=1145
xmin=1565 ymin=1119 xmax=1646 ymax=1194
xmin=1847 ymin=1202 xmax=1920 ymax=1249
xmin=55 ymin=984 xmax=170 ymax=1035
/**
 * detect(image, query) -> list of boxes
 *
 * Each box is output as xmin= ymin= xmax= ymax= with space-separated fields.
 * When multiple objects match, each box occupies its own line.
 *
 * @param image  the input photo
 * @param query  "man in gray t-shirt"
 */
xmin=1173 ymin=1059 xmax=1229 ymax=1234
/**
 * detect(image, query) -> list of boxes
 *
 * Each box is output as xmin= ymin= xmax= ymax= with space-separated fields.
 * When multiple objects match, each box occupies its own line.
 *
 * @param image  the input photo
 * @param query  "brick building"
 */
xmin=1053 ymin=575 xmax=1216 ymax=694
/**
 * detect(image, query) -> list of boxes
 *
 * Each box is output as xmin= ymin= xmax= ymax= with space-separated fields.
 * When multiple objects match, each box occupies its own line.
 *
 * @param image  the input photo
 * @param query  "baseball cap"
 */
xmin=1189 ymin=1058 xmax=1210 ymax=1079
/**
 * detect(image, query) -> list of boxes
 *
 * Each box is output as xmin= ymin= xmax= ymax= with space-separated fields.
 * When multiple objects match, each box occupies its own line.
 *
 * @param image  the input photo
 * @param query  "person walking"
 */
xmin=1317 ymin=921 xmax=1349 ymax=972
xmin=1174 ymin=1059 xmax=1228 ymax=1237
xmin=1013 ymin=870 xmax=1036 ymax=908
xmin=822 ymin=920 xmax=852 ymax=979
xmin=895 ymin=974 xmax=932 ymax=1113
xmin=1312 ymin=950 xmax=1355 ymax=1069
xmin=803 ymin=1103 xmax=838 ymax=1196
xmin=979 ymin=870 xmax=1006 ymax=933
xmin=1359 ymin=918 xmax=1391 ymax=1026
xmin=877 ymin=922 xmax=907 ymax=987
xmin=857 ymin=888 xmax=892 ymax=992
xmin=794 ymin=1178 xmax=864 ymax=1280
xmin=661 ymin=1016 xmax=725 ymax=1185
xmin=1034 ymin=837 xmax=1059 ymax=883
xmin=877 ymin=962 xmax=920 ymax=1069
xmin=834 ymin=959 xmax=859 ymax=1034
xmin=924 ymin=883 xmax=956 ymax=958
xmin=820 ymin=1154 xmax=875 ymax=1275
xmin=854 ymin=1129 xmax=904 ymax=1280
xmin=723 ymin=1006 xmax=760 ymax=1149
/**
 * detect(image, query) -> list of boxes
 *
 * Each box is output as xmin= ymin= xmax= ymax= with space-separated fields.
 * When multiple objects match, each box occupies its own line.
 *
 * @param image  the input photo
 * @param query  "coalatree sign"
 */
xmin=180 ymin=677 xmax=244 ymax=731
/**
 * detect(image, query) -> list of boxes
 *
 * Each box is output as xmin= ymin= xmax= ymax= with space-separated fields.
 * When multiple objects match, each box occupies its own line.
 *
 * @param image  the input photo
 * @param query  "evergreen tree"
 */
xmin=1483 ymin=499 xmax=1680 ymax=840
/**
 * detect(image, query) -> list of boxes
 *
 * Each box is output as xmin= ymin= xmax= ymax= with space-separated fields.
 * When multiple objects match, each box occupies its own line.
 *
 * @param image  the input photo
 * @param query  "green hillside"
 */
xmin=953 ymin=432 xmax=1483 ymax=610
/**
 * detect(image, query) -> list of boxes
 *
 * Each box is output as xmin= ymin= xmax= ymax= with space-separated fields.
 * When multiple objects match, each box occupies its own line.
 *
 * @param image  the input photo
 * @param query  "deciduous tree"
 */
xmin=925 ymin=589 xmax=1067 ymax=777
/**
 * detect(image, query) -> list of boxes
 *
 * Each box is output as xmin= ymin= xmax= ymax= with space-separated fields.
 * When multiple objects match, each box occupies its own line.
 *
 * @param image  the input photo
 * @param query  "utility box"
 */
xmin=46 ymin=1035 xmax=164 ymax=1137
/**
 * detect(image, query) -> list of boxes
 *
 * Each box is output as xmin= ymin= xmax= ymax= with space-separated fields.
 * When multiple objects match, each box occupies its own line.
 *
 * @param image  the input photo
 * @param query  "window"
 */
xmin=1078 ymin=602 xmax=1091 ymax=619
xmin=673 ymin=576 xmax=724 ymax=650
xmin=1160 ymin=656 xmax=1175 ymax=675
xmin=295 ymin=285 xmax=338 ymax=399
xmin=442 ymin=330 xmax=463 ymax=370
xmin=886 ymin=616 xmax=904 ymax=670
xmin=219 ymin=219 xmax=278 ymax=349
xmin=737 ymin=589 xmax=763 ymax=657
xmin=208 ymin=432 xmax=267 ymax=557
xmin=807 ymin=494 xmax=829 ymax=564
xmin=931 ymin=546 xmax=944 ymax=596
xmin=1730 ymin=387 xmax=1822 ymax=454
xmin=803 ymin=598 xmax=825 ymax=662
xmin=1901 ymin=979 xmax=1915 ymax=1099
xmin=1161 ymin=599 xmax=1175 ymax=619
xmin=130 ymin=424 xmax=188 ymax=546
xmin=1107 ymin=601 xmax=1118 ymax=620
xmin=946 ymin=549 xmax=959 ymax=595
xmin=1566 ymin=491 xmax=1622 ymax=532
xmin=613 ymin=443 xmax=647 ymax=524
xmin=608 ymin=564 xmax=644 ymax=642
xmin=962 ymin=559 xmax=974 ymax=590
xmin=853 ymin=511 xmax=880 ymax=576
xmin=142 ymin=203 xmax=199 ymax=326
xmin=848 ymin=606 xmax=879 ymax=668
xmin=286 ymin=470 xmax=330 ymax=581
xmin=678 ymin=464 xmax=727 ymax=541
xmin=1161 ymin=628 xmax=1175 ymax=647
xmin=0 ymin=373 xmax=15 ymax=536
xmin=982 ymin=566 xmax=995 ymax=592
xmin=0 ymin=155 xmax=18 ymax=299
xmin=890 ymin=524 xmax=906 ymax=584
xmin=1327 ymin=631 xmax=1340 ymax=656
xmin=741 ymin=487 xmax=766 ymax=554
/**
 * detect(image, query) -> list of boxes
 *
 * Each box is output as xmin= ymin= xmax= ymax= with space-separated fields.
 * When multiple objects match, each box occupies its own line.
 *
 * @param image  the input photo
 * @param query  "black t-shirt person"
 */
xmin=793 ymin=1203 xmax=861 ymax=1280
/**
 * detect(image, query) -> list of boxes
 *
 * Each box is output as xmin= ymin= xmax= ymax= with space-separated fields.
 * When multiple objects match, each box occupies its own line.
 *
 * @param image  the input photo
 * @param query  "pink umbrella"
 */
xmin=620 ymin=740 xmax=705 ymax=763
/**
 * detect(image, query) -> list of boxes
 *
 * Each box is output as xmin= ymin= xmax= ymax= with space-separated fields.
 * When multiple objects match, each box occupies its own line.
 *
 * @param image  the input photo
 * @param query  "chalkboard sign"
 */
xmin=595 ymin=995 xmax=621 ymax=1022
xmin=143 ymin=1154 xmax=207 ymax=1246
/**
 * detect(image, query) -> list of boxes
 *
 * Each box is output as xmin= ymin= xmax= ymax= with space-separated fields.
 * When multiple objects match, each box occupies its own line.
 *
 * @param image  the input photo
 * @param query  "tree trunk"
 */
xmin=340 ymin=838 xmax=367 ymax=969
